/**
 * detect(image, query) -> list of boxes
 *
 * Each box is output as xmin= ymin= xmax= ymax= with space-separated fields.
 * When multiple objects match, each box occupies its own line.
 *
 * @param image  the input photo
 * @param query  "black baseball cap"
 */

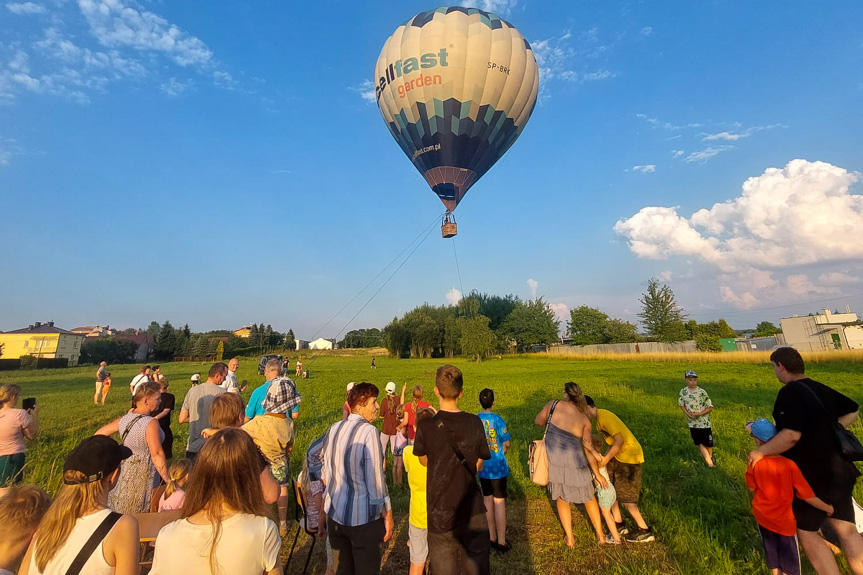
xmin=63 ymin=436 xmax=132 ymax=485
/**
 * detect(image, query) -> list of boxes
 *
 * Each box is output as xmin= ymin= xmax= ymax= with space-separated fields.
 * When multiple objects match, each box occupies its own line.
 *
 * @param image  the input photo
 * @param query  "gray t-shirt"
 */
xmin=97 ymin=366 xmax=106 ymax=382
xmin=182 ymin=383 xmax=226 ymax=453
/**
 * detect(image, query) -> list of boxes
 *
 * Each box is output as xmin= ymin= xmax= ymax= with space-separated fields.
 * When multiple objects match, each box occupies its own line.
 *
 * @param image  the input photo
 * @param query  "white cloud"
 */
xmin=461 ymin=0 xmax=517 ymax=16
xmin=446 ymin=288 xmax=462 ymax=306
xmin=671 ymin=149 xmax=684 ymax=158
xmin=629 ymin=164 xmax=656 ymax=173
xmin=0 ymin=148 xmax=10 ymax=165
xmin=640 ymin=26 xmax=653 ymax=37
xmin=550 ymin=302 xmax=569 ymax=323
xmin=76 ymin=0 xmax=212 ymax=67
xmin=684 ymin=145 xmax=734 ymax=163
xmin=531 ymin=29 xmax=614 ymax=100
xmin=615 ymin=160 xmax=863 ymax=307
xmin=582 ymin=69 xmax=614 ymax=81
xmin=6 ymin=1 xmax=44 ymax=14
xmin=160 ymin=77 xmax=188 ymax=96
xmin=702 ymin=124 xmax=784 ymax=142
xmin=351 ymin=79 xmax=376 ymax=104
xmin=527 ymin=278 xmax=538 ymax=297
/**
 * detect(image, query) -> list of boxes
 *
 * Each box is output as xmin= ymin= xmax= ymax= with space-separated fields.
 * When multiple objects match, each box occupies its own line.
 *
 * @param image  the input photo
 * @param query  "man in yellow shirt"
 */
xmin=403 ymin=407 xmax=434 ymax=575
xmin=583 ymin=396 xmax=654 ymax=543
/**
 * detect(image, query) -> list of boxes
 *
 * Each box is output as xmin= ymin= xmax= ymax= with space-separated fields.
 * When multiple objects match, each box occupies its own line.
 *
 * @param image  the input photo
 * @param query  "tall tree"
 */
xmin=284 ymin=329 xmax=296 ymax=350
xmin=146 ymin=321 xmax=161 ymax=336
xmin=153 ymin=321 xmax=179 ymax=360
xmin=567 ymin=306 xmax=610 ymax=345
xmin=498 ymin=298 xmax=560 ymax=352
xmin=638 ymin=278 xmax=687 ymax=342
xmin=459 ymin=315 xmax=495 ymax=362
xmin=754 ymin=321 xmax=781 ymax=337
xmin=605 ymin=318 xmax=640 ymax=343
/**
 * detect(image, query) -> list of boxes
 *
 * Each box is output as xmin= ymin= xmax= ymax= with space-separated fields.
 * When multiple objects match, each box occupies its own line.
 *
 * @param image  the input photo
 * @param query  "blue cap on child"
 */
xmin=746 ymin=418 xmax=777 ymax=442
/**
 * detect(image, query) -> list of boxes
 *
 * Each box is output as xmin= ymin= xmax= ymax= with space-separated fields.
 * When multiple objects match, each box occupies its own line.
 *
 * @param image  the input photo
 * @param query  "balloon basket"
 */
xmin=441 ymin=222 xmax=457 ymax=238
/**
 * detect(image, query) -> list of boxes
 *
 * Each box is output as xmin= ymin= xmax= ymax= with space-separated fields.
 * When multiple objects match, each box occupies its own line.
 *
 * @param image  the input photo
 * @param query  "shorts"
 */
xmin=409 ymin=523 xmax=428 ymax=564
xmin=595 ymin=484 xmax=617 ymax=509
xmin=0 ymin=452 xmax=25 ymax=486
xmin=689 ymin=427 xmax=714 ymax=448
xmin=271 ymin=464 xmax=289 ymax=485
xmin=95 ymin=381 xmax=104 ymax=393
xmin=758 ymin=525 xmax=800 ymax=575
xmin=479 ymin=476 xmax=508 ymax=499
xmin=793 ymin=488 xmax=855 ymax=532
xmin=606 ymin=459 xmax=643 ymax=504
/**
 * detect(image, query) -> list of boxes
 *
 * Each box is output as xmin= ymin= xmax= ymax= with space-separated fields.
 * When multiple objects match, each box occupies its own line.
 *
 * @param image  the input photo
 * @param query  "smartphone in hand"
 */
xmin=22 ymin=397 xmax=36 ymax=411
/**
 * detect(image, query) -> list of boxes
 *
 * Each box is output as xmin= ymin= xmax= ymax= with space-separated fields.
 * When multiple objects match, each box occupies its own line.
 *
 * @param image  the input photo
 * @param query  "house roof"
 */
xmin=114 ymin=333 xmax=154 ymax=346
xmin=71 ymin=326 xmax=98 ymax=332
xmin=3 ymin=322 xmax=77 ymax=335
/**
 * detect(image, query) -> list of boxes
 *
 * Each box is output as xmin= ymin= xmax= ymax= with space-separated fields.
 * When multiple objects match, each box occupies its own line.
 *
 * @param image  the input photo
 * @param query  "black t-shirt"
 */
xmin=413 ymin=410 xmax=491 ymax=533
xmin=773 ymin=378 xmax=860 ymax=495
xmin=158 ymin=392 xmax=175 ymax=432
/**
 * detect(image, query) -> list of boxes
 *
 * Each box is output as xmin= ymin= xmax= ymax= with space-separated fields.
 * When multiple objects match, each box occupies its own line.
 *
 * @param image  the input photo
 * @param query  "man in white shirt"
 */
xmin=129 ymin=365 xmax=151 ymax=396
xmin=221 ymin=358 xmax=246 ymax=393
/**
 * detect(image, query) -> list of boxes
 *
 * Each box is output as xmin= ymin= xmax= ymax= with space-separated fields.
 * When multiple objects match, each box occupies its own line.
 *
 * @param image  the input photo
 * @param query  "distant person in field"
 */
xmin=477 ymin=388 xmax=512 ymax=553
xmin=96 ymin=381 xmax=170 ymax=513
xmin=583 ymin=395 xmax=654 ymax=543
xmin=296 ymin=359 xmax=303 ymax=378
xmin=129 ymin=365 xmax=151 ymax=396
xmin=414 ymin=365 xmax=491 ymax=575
xmin=222 ymin=357 xmax=247 ymax=393
xmin=0 ymin=484 xmax=50 ymax=575
xmin=379 ymin=382 xmax=402 ymax=469
xmin=178 ymin=361 xmax=228 ymax=461
xmin=323 ymin=382 xmax=393 ymax=575
xmin=678 ymin=370 xmax=715 ymax=467
xmin=94 ymin=361 xmax=108 ymax=405
xmin=405 ymin=385 xmax=430 ymax=445
xmin=403 ymin=406 xmax=435 ymax=575
xmin=20 ymin=436 xmax=139 ymax=575
xmin=99 ymin=372 xmax=112 ymax=405
xmin=749 ymin=347 xmax=863 ymax=575
xmin=370 ymin=357 xmax=376 ymax=369
xmin=535 ymin=382 xmax=607 ymax=548
xmin=190 ymin=372 xmax=201 ymax=385
xmin=154 ymin=378 xmax=175 ymax=459
xmin=151 ymin=365 xmax=164 ymax=384
xmin=0 ymin=384 xmax=39 ymax=496
xmin=746 ymin=418 xmax=834 ymax=575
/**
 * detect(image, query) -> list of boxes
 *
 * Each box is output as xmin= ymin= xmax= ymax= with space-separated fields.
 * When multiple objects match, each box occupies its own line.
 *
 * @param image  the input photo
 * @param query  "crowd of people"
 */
xmin=0 ymin=347 xmax=861 ymax=575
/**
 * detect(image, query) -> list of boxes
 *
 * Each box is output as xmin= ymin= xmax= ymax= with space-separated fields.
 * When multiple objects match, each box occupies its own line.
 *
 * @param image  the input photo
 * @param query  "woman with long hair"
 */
xmin=95 ymin=381 xmax=170 ymax=513
xmin=403 ymin=385 xmax=429 ymax=444
xmin=0 ymin=384 xmax=39 ymax=495
xmin=19 ymin=435 xmax=140 ymax=575
xmin=535 ymin=382 xmax=609 ymax=547
xmin=151 ymin=428 xmax=283 ymax=575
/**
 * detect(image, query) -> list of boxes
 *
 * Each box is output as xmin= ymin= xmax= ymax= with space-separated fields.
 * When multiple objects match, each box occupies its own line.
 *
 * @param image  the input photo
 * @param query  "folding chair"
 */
xmin=131 ymin=510 xmax=182 ymax=573
xmin=284 ymin=478 xmax=317 ymax=575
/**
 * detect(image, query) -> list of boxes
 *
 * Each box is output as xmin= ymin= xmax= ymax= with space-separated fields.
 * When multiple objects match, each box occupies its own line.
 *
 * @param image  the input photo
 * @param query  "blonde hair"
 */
xmin=132 ymin=381 xmax=160 ymax=407
xmin=164 ymin=458 xmax=193 ymax=499
xmin=0 ymin=484 xmax=51 ymax=550
xmin=208 ymin=393 xmax=245 ymax=429
xmin=159 ymin=377 xmax=170 ymax=392
xmin=33 ymin=471 xmax=111 ymax=572
xmin=0 ymin=383 xmax=21 ymax=407
xmin=410 ymin=385 xmax=424 ymax=415
xmin=564 ymin=382 xmax=587 ymax=413
xmin=182 ymin=429 xmax=269 ymax=575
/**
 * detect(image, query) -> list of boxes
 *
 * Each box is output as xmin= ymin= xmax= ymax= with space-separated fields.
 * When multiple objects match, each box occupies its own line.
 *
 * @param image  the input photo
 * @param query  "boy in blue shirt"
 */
xmin=478 ymin=388 xmax=512 ymax=553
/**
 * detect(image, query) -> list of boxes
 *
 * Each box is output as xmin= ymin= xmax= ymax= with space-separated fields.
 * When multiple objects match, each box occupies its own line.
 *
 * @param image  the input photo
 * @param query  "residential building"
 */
xmin=0 ymin=322 xmax=86 ymax=366
xmin=309 ymin=337 xmax=336 ymax=350
xmin=233 ymin=326 xmax=252 ymax=338
xmin=113 ymin=332 xmax=155 ymax=362
xmin=71 ymin=325 xmax=113 ymax=338
xmin=780 ymin=308 xmax=863 ymax=351
xmin=295 ymin=339 xmax=310 ymax=350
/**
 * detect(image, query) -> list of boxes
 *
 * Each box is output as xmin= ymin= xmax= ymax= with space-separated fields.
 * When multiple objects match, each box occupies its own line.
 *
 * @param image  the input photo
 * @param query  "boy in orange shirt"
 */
xmin=745 ymin=418 xmax=834 ymax=575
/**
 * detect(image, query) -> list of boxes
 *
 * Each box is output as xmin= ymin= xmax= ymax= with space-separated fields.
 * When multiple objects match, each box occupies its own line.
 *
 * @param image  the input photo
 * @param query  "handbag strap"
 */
xmin=120 ymin=414 xmax=146 ymax=444
xmin=435 ymin=418 xmax=477 ymax=480
xmin=543 ymin=400 xmax=560 ymax=440
xmin=795 ymin=381 xmax=833 ymax=420
xmin=64 ymin=511 xmax=122 ymax=575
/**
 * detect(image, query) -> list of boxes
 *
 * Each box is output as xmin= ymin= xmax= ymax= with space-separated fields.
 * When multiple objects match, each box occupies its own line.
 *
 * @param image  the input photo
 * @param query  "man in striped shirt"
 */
xmin=323 ymin=382 xmax=394 ymax=575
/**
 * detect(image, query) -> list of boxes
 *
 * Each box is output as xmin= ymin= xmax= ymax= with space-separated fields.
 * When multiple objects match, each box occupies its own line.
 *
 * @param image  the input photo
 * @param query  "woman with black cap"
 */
xmin=19 ymin=435 xmax=140 ymax=575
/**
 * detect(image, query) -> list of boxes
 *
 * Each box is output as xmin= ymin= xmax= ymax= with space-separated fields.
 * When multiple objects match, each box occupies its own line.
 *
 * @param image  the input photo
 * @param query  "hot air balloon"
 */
xmin=374 ymin=7 xmax=539 ymax=237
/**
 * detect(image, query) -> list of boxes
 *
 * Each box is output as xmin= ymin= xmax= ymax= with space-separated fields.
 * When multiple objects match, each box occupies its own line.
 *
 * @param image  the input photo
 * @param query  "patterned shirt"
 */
xmin=478 ymin=412 xmax=511 ymax=480
xmin=323 ymin=414 xmax=391 ymax=527
xmin=678 ymin=386 xmax=713 ymax=429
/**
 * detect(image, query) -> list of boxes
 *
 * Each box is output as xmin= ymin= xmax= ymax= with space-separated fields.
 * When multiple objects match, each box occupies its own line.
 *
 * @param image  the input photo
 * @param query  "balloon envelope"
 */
xmin=374 ymin=7 xmax=539 ymax=212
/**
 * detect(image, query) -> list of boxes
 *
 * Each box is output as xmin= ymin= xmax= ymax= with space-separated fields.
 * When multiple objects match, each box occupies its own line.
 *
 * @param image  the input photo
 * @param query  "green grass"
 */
xmin=4 ymin=354 xmax=862 ymax=574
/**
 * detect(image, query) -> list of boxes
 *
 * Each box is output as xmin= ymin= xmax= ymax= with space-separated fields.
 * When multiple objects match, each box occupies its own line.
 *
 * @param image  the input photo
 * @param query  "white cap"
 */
xmin=346 ymin=382 xmax=355 ymax=392
xmin=191 ymin=373 xmax=200 ymax=381
xmin=385 ymin=382 xmax=397 ymax=394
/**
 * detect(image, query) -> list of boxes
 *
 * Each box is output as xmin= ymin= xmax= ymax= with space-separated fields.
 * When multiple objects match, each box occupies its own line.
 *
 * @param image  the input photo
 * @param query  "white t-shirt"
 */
xmin=220 ymin=371 xmax=238 ymax=393
xmin=130 ymin=374 xmax=149 ymax=395
xmin=152 ymin=513 xmax=280 ymax=575
xmin=28 ymin=509 xmax=116 ymax=575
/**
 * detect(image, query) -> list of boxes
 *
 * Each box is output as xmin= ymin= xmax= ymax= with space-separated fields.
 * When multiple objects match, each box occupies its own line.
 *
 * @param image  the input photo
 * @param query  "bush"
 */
xmin=695 ymin=334 xmax=722 ymax=353
xmin=19 ymin=355 xmax=37 ymax=369
xmin=0 ymin=359 xmax=22 ymax=371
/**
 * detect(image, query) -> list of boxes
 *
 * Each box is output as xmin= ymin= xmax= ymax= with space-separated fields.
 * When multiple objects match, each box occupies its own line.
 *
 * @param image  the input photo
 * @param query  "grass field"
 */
xmin=4 ymin=353 xmax=863 ymax=574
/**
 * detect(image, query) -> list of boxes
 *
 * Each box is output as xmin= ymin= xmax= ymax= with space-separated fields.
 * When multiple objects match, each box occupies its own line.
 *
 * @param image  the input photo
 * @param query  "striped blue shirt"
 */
xmin=323 ymin=414 xmax=391 ymax=526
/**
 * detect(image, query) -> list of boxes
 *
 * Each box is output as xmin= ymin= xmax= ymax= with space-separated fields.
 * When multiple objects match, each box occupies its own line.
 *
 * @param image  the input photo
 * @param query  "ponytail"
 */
xmin=564 ymin=382 xmax=587 ymax=413
xmin=411 ymin=385 xmax=423 ymax=414
xmin=164 ymin=458 xmax=193 ymax=499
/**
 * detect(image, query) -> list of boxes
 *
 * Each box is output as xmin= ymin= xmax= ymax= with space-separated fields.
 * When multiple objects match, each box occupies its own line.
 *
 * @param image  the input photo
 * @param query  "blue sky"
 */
xmin=2 ymin=0 xmax=862 ymax=338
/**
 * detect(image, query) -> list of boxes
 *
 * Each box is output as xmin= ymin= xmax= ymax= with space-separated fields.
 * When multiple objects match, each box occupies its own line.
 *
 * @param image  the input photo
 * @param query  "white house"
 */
xmin=309 ymin=337 xmax=336 ymax=350
xmin=780 ymin=307 xmax=863 ymax=351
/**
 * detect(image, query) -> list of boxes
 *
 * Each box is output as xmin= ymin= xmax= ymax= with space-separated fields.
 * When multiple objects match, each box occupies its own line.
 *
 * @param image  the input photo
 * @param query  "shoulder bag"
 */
xmin=798 ymin=382 xmax=863 ymax=461
xmin=64 ymin=511 xmax=122 ymax=575
xmin=436 ymin=417 xmax=478 ymax=480
xmin=528 ymin=400 xmax=559 ymax=486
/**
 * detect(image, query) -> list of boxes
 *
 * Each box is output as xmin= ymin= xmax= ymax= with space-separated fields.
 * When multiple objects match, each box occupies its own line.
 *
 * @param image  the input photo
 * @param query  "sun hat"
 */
xmin=684 ymin=370 xmax=698 ymax=379
xmin=385 ymin=382 xmax=397 ymax=394
xmin=346 ymin=382 xmax=355 ymax=393
xmin=63 ymin=436 xmax=132 ymax=485
xmin=746 ymin=418 xmax=777 ymax=442
xmin=191 ymin=373 xmax=201 ymax=382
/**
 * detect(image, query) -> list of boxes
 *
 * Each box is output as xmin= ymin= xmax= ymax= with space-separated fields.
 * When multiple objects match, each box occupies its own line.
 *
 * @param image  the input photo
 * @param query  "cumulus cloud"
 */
xmin=629 ymin=164 xmax=656 ymax=173
xmin=7 ymin=1 xmax=44 ymax=13
xmin=549 ymin=302 xmax=569 ymax=323
xmin=615 ymin=159 xmax=863 ymax=307
xmin=351 ymin=79 xmax=376 ymax=104
xmin=527 ymin=278 xmax=538 ymax=297
xmin=446 ymin=288 xmax=462 ymax=306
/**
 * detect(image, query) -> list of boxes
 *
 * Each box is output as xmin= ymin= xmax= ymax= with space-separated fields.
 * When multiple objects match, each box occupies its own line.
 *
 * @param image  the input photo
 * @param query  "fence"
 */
xmin=547 ymin=341 xmax=698 ymax=356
